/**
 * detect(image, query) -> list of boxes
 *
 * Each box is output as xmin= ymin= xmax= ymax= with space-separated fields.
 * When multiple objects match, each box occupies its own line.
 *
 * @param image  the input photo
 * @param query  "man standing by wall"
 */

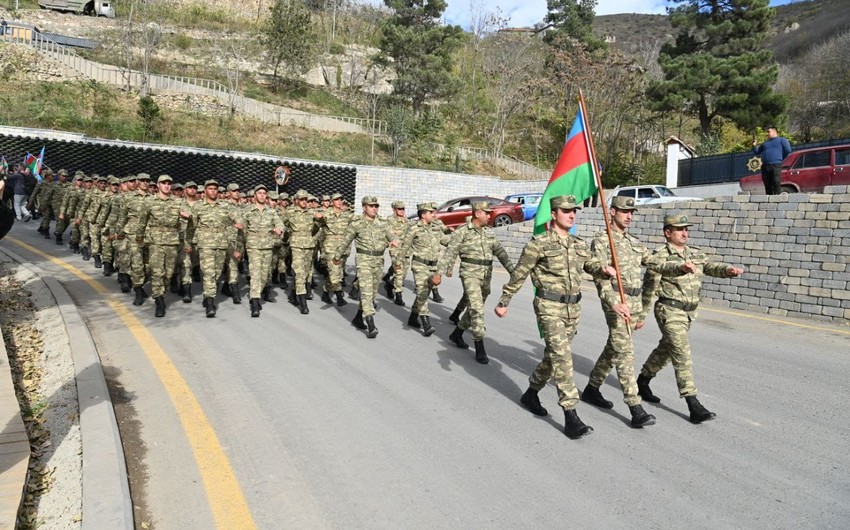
xmin=752 ymin=126 xmax=792 ymax=195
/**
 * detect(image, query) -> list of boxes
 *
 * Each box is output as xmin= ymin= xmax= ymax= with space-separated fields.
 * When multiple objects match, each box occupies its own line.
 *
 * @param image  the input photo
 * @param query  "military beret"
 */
xmin=254 ymin=184 xmax=268 ymax=193
xmin=611 ymin=196 xmax=637 ymax=211
xmin=157 ymin=174 xmax=173 ymax=183
xmin=204 ymin=179 xmax=219 ymax=187
xmin=172 ymin=183 xmax=184 ymax=190
xmin=550 ymin=195 xmax=581 ymax=210
xmin=57 ymin=169 xmax=69 ymax=176
xmin=184 ymin=181 xmax=198 ymax=188
xmin=226 ymin=183 xmax=240 ymax=192
xmin=471 ymin=201 xmax=492 ymax=212
xmin=331 ymin=192 xmax=344 ymax=200
xmin=663 ymin=213 xmax=692 ymax=228
xmin=108 ymin=176 xmax=121 ymax=185
xmin=392 ymin=201 xmax=406 ymax=209
xmin=417 ymin=202 xmax=436 ymax=212
xmin=268 ymin=191 xmax=279 ymax=200
xmin=361 ymin=195 xmax=379 ymax=205
xmin=321 ymin=195 xmax=331 ymax=201
xmin=294 ymin=189 xmax=309 ymax=199
xmin=136 ymin=173 xmax=151 ymax=181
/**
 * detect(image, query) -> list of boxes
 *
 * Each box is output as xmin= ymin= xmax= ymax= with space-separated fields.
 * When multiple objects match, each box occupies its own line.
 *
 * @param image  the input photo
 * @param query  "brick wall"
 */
xmin=493 ymin=186 xmax=850 ymax=324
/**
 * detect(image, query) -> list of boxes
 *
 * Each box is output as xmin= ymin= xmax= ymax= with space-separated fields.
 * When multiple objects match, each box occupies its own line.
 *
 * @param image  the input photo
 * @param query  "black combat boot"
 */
xmin=431 ymin=288 xmax=444 ymax=303
xmin=392 ymin=291 xmax=404 ymax=306
xmin=384 ymin=278 xmax=394 ymax=299
xmin=685 ymin=396 xmax=716 ymax=424
xmin=407 ymin=310 xmax=421 ymax=329
xmin=55 ymin=234 xmax=63 ymax=245
xmin=297 ymin=294 xmax=309 ymax=315
xmin=279 ymin=273 xmax=288 ymax=290
xmin=119 ymin=273 xmax=131 ymax=292
xmin=221 ymin=281 xmax=232 ymax=296
xmin=420 ymin=316 xmax=435 ymax=337
xmin=520 ymin=388 xmax=548 ymax=416
xmin=93 ymin=254 xmax=102 ymax=268
xmin=563 ymin=409 xmax=593 ymax=440
xmin=351 ymin=310 xmax=367 ymax=330
xmin=271 ymin=270 xmax=280 ymax=285
xmin=192 ymin=266 xmax=201 ymax=283
xmin=230 ymin=282 xmax=241 ymax=304
xmin=581 ymin=384 xmax=614 ymax=409
xmin=474 ymin=340 xmax=489 ymax=364
xmin=154 ymin=296 xmax=166 ymax=318
xmin=81 ymin=245 xmax=90 ymax=260
xmin=365 ymin=316 xmax=378 ymax=338
xmin=133 ymin=286 xmax=146 ymax=306
xmin=43 ymin=230 xmax=51 ymax=239
xmin=448 ymin=307 xmax=462 ymax=325
xmin=262 ymin=285 xmax=276 ymax=303
xmin=102 ymin=261 xmax=115 ymax=276
xmin=203 ymin=297 xmax=216 ymax=318
xmin=321 ymin=289 xmax=333 ymax=304
xmin=335 ymin=291 xmax=347 ymax=307
xmin=449 ymin=327 xmax=469 ymax=349
xmin=170 ymin=274 xmax=180 ymax=294
xmin=305 ymin=282 xmax=313 ymax=300
xmin=629 ymin=404 xmax=656 ymax=428
xmin=381 ymin=266 xmax=392 ymax=283
xmin=182 ymin=284 xmax=193 ymax=303
xmin=637 ymin=374 xmax=661 ymax=403
xmin=250 ymin=298 xmax=261 ymax=317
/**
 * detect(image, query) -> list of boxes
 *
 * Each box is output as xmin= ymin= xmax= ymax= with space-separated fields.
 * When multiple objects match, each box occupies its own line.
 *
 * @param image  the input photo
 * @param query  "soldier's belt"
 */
xmin=412 ymin=255 xmax=438 ymax=266
xmin=536 ymin=289 xmax=582 ymax=304
xmin=356 ymin=248 xmax=384 ymax=257
xmin=461 ymin=257 xmax=492 ymax=267
xmin=613 ymin=285 xmax=642 ymax=297
xmin=658 ymin=297 xmax=698 ymax=311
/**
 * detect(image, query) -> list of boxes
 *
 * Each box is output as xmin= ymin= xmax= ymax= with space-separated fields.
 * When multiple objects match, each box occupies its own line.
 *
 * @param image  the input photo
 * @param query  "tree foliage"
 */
xmin=647 ymin=0 xmax=787 ymax=137
xmin=263 ymin=0 xmax=321 ymax=89
xmin=543 ymin=0 xmax=605 ymax=51
xmin=376 ymin=0 xmax=464 ymax=116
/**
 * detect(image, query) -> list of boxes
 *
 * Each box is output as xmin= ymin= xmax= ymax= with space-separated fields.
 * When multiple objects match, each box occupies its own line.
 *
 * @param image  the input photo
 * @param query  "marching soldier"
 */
xmin=243 ymin=184 xmax=284 ymax=317
xmin=396 ymin=202 xmax=445 ymax=336
xmin=56 ymin=172 xmax=83 ymax=247
xmin=283 ymin=189 xmax=321 ymax=314
xmin=638 ymin=213 xmax=745 ymax=424
xmin=384 ymin=200 xmax=411 ymax=306
xmin=117 ymin=173 xmax=152 ymax=305
xmin=318 ymin=192 xmax=351 ymax=307
xmin=96 ymin=176 xmax=122 ymax=275
xmin=178 ymin=181 xmax=201 ymax=302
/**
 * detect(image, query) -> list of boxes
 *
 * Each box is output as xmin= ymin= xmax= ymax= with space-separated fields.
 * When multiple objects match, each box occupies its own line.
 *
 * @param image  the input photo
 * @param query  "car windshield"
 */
xmin=655 ymin=186 xmax=676 ymax=197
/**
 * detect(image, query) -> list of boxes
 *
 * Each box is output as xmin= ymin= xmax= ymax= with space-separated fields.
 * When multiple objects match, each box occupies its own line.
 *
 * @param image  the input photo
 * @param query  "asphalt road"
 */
xmin=5 ymin=221 xmax=850 ymax=529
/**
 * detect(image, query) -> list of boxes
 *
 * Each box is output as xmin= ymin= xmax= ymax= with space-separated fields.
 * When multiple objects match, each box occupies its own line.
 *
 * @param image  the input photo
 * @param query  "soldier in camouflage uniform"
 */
xmin=104 ymin=176 xmax=137 ymax=287
xmin=383 ymin=201 xmax=411 ymax=306
xmin=38 ymin=169 xmax=66 ymax=237
xmin=243 ymin=184 xmax=284 ymax=317
xmin=73 ymin=176 xmax=95 ymax=258
xmin=273 ymin=192 xmax=292 ymax=289
xmin=117 ymin=173 xmax=152 ymax=305
xmin=220 ymin=183 xmax=245 ymax=304
xmin=56 ymin=172 xmax=83 ymax=246
xmin=333 ymin=196 xmax=399 ymax=338
xmin=80 ymin=176 xmax=108 ymax=265
xmin=638 ymin=213 xmax=745 ymax=424
xmin=317 ymin=192 xmax=351 ymax=307
xmin=190 ymin=180 xmax=244 ymax=318
xmin=178 ymin=181 xmax=201 ymax=302
xmin=578 ymin=195 xmax=656 ymax=428
xmin=29 ymin=171 xmax=53 ymax=224
xmin=138 ymin=175 xmax=188 ymax=317
xmin=96 ymin=176 xmax=122 ymax=275
xmin=495 ymin=195 xmax=609 ymax=439
xmin=283 ymin=189 xmax=322 ymax=314
xmin=434 ymin=202 xmax=514 ymax=364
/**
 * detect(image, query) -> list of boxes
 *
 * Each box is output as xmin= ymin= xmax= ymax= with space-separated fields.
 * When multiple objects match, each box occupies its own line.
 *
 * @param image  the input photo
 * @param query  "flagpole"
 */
xmin=578 ymin=89 xmax=631 ymax=330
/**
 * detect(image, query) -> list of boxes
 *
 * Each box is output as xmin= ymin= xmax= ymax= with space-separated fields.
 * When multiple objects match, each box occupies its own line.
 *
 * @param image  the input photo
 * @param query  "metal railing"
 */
xmin=428 ymin=142 xmax=550 ymax=180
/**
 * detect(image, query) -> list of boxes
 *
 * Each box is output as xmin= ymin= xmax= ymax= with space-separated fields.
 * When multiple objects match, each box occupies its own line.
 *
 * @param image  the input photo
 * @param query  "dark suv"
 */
xmin=740 ymin=144 xmax=850 ymax=193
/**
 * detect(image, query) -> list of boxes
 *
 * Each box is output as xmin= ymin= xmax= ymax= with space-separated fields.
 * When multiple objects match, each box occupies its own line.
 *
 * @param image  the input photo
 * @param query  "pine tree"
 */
xmin=647 ymin=0 xmax=787 ymax=137
xmin=543 ymin=0 xmax=604 ymax=51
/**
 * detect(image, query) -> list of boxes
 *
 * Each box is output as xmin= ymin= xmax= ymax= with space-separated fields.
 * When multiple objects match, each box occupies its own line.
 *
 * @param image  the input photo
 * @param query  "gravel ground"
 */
xmin=0 ymin=255 xmax=82 ymax=530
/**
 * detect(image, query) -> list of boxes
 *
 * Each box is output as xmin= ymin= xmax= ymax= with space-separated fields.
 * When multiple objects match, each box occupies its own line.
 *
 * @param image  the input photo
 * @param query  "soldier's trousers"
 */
xmin=55 ymin=217 xmax=70 ymax=236
xmin=530 ymin=301 xmax=581 ymax=410
xmin=115 ymin=237 xmax=129 ymax=272
xmin=69 ymin=221 xmax=81 ymax=244
xmin=247 ymin=249 xmax=273 ymax=299
xmin=458 ymin=269 xmax=492 ymax=341
xmin=640 ymin=304 xmax=698 ymax=397
xmin=89 ymin=224 xmax=102 ymax=255
xmin=277 ymin=244 xmax=291 ymax=274
xmin=291 ymin=247 xmax=314 ymax=295
xmin=39 ymin=210 xmax=53 ymax=233
xmin=126 ymin=238 xmax=146 ymax=287
xmin=321 ymin=238 xmax=344 ymax=292
xmin=100 ymin=233 xmax=115 ymax=263
xmin=181 ymin=246 xmax=198 ymax=284
xmin=199 ymin=247 xmax=228 ymax=298
xmin=588 ymin=308 xmax=640 ymax=406
xmin=225 ymin=242 xmax=240 ymax=283
xmin=392 ymin=255 xmax=411 ymax=294
xmin=410 ymin=263 xmax=437 ymax=316
xmin=356 ymin=254 xmax=383 ymax=317
xmin=148 ymin=244 xmax=179 ymax=298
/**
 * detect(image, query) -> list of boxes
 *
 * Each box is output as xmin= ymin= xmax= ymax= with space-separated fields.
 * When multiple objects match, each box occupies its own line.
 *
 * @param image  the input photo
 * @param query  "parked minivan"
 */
xmin=739 ymin=144 xmax=850 ymax=193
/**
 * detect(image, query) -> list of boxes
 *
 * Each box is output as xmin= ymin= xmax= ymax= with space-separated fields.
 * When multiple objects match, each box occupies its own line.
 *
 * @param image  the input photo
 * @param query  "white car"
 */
xmin=608 ymin=185 xmax=702 ymax=206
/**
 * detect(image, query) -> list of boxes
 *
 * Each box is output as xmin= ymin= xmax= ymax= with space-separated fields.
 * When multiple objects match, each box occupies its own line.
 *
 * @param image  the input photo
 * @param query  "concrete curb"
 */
xmin=0 ymin=246 xmax=133 ymax=530
xmin=0 ymin=322 xmax=30 ymax=530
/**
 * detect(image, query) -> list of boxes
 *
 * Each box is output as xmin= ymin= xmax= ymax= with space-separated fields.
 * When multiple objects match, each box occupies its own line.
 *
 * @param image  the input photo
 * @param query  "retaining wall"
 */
xmin=493 ymin=186 xmax=850 ymax=324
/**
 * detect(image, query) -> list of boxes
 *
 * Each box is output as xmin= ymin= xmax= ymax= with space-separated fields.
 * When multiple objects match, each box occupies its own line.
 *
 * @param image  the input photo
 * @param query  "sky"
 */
xmin=440 ymin=0 xmax=799 ymax=30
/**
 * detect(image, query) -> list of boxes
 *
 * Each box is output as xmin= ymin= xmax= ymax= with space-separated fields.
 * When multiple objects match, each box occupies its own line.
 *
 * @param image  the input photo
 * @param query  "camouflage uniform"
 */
xmin=386 ymin=203 xmax=411 ymax=296
xmin=96 ymin=177 xmax=122 ymax=270
xmin=317 ymin=195 xmax=352 ymax=297
xmin=179 ymin=189 xmax=201 ymax=288
xmin=81 ymin=178 xmax=106 ymax=259
xmin=190 ymin=189 xmax=242 ymax=299
xmin=282 ymin=190 xmax=320 ymax=297
xmin=118 ymin=177 xmax=152 ymax=288
xmin=396 ymin=204 xmax=446 ymax=319
xmin=56 ymin=175 xmax=82 ymax=240
xmin=243 ymin=196 xmax=284 ymax=300
xmin=139 ymin=178 xmax=186 ymax=300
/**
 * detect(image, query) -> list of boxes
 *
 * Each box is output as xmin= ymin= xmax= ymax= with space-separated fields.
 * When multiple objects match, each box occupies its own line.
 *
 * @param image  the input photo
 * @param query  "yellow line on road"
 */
xmin=8 ymin=237 xmax=257 ymax=529
xmin=699 ymin=305 xmax=850 ymax=336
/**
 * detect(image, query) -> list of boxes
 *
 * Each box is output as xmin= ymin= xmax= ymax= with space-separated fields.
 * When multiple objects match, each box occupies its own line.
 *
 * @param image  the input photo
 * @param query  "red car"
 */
xmin=432 ymin=196 xmax=525 ymax=228
xmin=740 ymin=144 xmax=850 ymax=193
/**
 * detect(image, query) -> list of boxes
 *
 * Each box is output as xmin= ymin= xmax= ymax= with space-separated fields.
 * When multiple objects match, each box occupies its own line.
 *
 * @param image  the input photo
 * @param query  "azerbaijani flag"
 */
xmin=533 ymin=108 xmax=599 ymax=235
xmin=24 ymin=147 xmax=45 ymax=182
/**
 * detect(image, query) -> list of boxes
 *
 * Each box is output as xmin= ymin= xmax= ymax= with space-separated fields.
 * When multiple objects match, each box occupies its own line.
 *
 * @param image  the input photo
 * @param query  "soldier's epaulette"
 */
xmin=689 ymin=245 xmax=701 ymax=251
xmin=531 ymin=232 xmax=548 ymax=241
xmin=651 ymin=245 xmax=668 ymax=254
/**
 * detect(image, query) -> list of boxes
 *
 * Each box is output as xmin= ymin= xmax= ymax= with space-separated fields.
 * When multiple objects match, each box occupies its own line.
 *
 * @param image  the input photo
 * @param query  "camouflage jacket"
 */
xmin=333 ymin=215 xmax=397 ymax=260
xmin=97 ymin=192 xmax=122 ymax=233
xmin=243 ymin=204 xmax=283 ymax=250
xmin=438 ymin=220 xmax=514 ymax=277
xmin=590 ymin=229 xmax=652 ymax=313
xmin=642 ymin=243 xmax=737 ymax=313
xmin=317 ymin=209 xmax=352 ymax=250
xmin=79 ymin=188 xmax=103 ymax=222
xmin=283 ymin=207 xmax=320 ymax=249
xmin=499 ymin=230 xmax=603 ymax=318
xmin=59 ymin=184 xmax=83 ymax=217
xmin=140 ymin=195 xmax=186 ymax=246
xmin=190 ymin=199 xmax=242 ymax=249
xmin=118 ymin=190 xmax=150 ymax=236
xmin=49 ymin=181 xmax=70 ymax=211
xmin=397 ymin=220 xmax=443 ymax=267
xmin=387 ymin=215 xmax=411 ymax=257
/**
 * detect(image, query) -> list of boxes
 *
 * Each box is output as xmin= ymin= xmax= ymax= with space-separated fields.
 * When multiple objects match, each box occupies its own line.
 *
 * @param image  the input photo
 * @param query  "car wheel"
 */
xmin=493 ymin=214 xmax=513 ymax=227
xmin=780 ymin=185 xmax=796 ymax=194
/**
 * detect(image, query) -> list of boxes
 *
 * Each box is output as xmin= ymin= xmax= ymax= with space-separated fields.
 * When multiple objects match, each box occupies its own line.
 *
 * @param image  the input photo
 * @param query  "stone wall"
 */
xmin=493 ymin=186 xmax=850 ymax=324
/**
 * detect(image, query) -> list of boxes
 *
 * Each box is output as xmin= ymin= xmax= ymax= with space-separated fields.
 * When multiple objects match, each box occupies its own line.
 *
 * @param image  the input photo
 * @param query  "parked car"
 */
xmin=607 ymin=185 xmax=702 ymax=206
xmin=505 ymin=192 xmax=543 ymax=221
xmin=433 ymin=196 xmax=524 ymax=228
xmin=739 ymin=144 xmax=850 ymax=193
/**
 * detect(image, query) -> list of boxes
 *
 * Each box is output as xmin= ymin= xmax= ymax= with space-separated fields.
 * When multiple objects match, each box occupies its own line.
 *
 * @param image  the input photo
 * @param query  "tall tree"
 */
xmin=263 ymin=0 xmax=320 ymax=90
xmin=647 ymin=0 xmax=787 ymax=137
xmin=376 ymin=0 xmax=463 ymax=115
xmin=543 ymin=0 xmax=604 ymax=51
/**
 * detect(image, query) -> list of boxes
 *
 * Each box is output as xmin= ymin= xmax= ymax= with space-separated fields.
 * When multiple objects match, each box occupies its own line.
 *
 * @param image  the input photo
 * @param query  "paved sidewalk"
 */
xmin=0 ymin=325 xmax=29 ymax=530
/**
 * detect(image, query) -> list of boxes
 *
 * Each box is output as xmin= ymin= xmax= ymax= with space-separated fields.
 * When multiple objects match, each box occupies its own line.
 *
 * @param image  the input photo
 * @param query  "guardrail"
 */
xmin=428 ymin=142 xmax=550 ymax=180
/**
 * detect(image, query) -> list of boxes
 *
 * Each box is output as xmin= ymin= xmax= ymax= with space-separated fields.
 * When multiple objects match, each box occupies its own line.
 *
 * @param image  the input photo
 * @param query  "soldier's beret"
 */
xmin=136 ymin=173 xmax=151 ymax=181
xmin=417 ymin=202 xmax=436 ymax=212
xmin=321 ymin=195 xmax=331 ymax=201
xmin=226 ymin=183 xmax=240 ymax=192
xmin=107 ymin=176 xmax=121 ymax=185
xmin=172 ymin=183 xmax=184 ymax=190
xmin=331 ymin=192 xmax=343 ymax=200
xmin=663 ymin=213 xmax=692 ymax=228
xmin=550 ymin=195 xmax=581 ymax=210
xmin=361 ymin=195 xmax=379 ymax=205
xmin=611 ymin=196 xmax=637 ymax=211
xmin=157 ymin=174 xmax=173 ymax=183
xmin=294 ymin=189 xmax=309 ymax=199
xmin=184 ymin=181 xmax=198 ymax=188
xmin=392 ymin=201 xmax=406 ymax=209
xmin=471 ymin=201 xmax=492 ymax=212
xmin=57 ymin=169 xmax=68 ymax=176
xmin=204 ymin=179 xmax=219 ymax=187
xmin=254 ymin=184 xmax=268 ymax=193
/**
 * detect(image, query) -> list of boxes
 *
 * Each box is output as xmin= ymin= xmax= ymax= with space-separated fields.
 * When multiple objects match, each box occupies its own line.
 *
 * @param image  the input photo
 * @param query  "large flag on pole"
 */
xmin=24 ymin=147 xmax=45 ymax=182
xmin=533 ymin=109 xmax=599 ymax=235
